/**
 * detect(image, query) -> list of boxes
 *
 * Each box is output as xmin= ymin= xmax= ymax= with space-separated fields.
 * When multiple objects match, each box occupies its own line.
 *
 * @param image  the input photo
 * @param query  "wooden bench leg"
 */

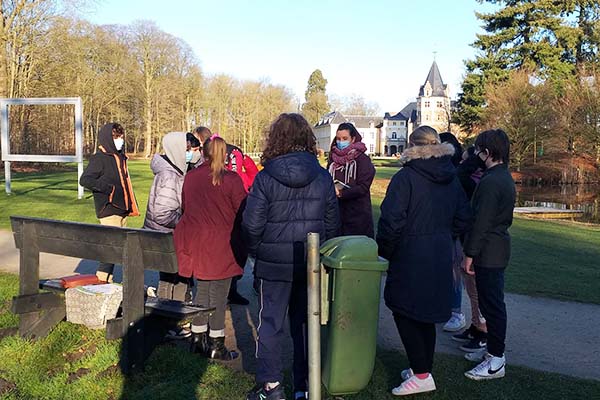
xmin=120 ymin=232 xmax=146 ymax=374
xmin=18 ymin=222 xmax=44 ymax=338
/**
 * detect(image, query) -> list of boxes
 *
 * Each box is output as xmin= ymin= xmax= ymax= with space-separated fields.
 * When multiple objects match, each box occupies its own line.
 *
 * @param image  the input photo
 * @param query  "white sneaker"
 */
xmin=464 ymin=348 xmax=487 ymax=362
xmin=392 ymin=374 xmax=436 ymax=396
xmin=443 ymin=312 xmax=466 ymax=332
xmin=465 ymin=354 xmax=506 ymax=381
xmin=401 ymin=368 xmax=413 ymax=381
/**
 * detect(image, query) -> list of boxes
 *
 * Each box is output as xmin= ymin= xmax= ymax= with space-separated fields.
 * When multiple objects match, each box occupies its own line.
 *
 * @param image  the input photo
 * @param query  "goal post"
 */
xmin=0 ymin=97 xmax=84 ymax=199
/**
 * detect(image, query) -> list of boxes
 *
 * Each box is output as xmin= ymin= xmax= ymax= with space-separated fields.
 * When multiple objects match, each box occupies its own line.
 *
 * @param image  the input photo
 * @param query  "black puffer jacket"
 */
xmin=80 ymin=124 xmax=139 ymax=218
xmin=377 ymin=143 xmax=472 ymax=323
xmin=242 ymin=151 xmax=340 ymax=282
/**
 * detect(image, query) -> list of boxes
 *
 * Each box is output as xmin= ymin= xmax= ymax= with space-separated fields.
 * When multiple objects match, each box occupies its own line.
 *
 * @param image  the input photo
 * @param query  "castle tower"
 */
xmin=416 ymin=61 xmax=451 ymax=133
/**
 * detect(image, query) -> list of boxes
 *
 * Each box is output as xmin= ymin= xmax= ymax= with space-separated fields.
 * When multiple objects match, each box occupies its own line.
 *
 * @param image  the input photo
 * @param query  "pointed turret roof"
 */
xmin=419 ymin=61 xmax=448 ymax=97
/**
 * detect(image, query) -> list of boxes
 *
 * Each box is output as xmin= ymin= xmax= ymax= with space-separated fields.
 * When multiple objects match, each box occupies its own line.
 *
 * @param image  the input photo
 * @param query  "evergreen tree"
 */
xmin=455 ymin=0 xmax=575 ymax=133
xmin=301 ymin=69 xmax=330 ymax=125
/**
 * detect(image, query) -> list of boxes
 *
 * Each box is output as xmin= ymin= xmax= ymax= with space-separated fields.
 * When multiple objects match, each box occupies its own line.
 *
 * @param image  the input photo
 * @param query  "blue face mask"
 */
xmin=336 ymin=140 xmax=350 ymax=150
xmin=185 ymin=151 xmax=193 ymax=163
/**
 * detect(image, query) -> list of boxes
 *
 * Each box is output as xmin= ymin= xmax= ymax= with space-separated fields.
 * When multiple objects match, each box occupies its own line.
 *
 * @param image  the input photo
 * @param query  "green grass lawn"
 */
xmin=0 ymin=272 xmax=598 ymax=399
xmin=1 ymin=163 xmax=600 ymax=304
xmin=0 ymin=161 xmax=153 ymax=229
xmin=508 ymin=218 xmax=600 ymax=304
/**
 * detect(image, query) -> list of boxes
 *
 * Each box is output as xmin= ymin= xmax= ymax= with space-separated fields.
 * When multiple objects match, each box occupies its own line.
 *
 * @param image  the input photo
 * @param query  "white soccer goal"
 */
xmin=0 ymin=97 xmax=84 ymax=199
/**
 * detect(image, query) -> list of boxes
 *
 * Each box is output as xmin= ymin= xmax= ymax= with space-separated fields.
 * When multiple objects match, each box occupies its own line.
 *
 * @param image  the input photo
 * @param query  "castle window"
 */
xmin=425 ymin=115 xmax=430 ymax=121
xmin=369 ymin=144 xmax=374 ymax=153
xmin=437 ymin=101 xmax=443 ymax=108
xmin=425 ymin=101 xmax=430 ymax=108
xmin=392 ymin=132 xmax=397 ymax=139
xmin=393 ymin=122 xmax=396 ymax=126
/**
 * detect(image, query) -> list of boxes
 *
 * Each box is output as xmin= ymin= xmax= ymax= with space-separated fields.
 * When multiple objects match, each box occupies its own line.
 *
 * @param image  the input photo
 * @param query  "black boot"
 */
xmin=207 ymin=336 xmax=239 ymax=361
xmin=190 ymin=331 xmax=208 ymax=355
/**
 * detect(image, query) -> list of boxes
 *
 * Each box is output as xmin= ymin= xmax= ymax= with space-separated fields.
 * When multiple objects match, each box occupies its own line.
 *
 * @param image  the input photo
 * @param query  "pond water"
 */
xmin=516 ymin=185 xmax=600 ymax=224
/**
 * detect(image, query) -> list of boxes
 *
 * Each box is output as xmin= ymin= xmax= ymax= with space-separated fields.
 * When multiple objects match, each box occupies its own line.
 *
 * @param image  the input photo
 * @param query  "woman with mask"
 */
xmin=327 ymin=122 xmax=376 ymax=238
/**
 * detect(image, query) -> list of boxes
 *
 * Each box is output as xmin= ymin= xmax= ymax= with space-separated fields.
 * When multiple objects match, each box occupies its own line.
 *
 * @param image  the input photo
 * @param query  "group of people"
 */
xmin=80 ymin=114 xmax=515 ymax=399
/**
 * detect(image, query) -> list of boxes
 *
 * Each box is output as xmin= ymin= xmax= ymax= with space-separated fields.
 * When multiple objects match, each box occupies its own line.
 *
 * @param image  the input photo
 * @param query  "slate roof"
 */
xmin=384 ymin=102 xmax=417 ymax=122
xmin=419 ymin=61 xmax=448 ymax=97
xmin=315 ymin=111 xmax=382 ymax=129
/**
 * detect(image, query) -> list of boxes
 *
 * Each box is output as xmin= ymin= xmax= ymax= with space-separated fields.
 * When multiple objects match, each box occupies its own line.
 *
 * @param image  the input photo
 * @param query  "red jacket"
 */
xmin=174 ymin=164 xmax=247 ymax=280
xmin=225 ymin=144 xmax=258 ymax=192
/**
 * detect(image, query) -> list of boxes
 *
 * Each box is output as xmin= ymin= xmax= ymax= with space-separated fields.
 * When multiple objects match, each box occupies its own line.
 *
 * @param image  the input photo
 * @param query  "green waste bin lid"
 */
xmin=320 ymin=235 xmax=388 ymax=271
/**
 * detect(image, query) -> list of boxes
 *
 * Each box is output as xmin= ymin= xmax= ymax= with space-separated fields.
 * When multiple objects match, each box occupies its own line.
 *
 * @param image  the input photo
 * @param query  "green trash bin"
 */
xmin=319 ymin=235 xmax=388 ymax=395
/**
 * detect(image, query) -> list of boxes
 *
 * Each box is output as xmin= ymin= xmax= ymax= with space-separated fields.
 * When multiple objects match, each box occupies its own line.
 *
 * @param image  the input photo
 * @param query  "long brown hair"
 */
xmin=261 ymin=113 xmax=317 ymax=163
xmin=203 ymin=136 xmax=227 ymax=185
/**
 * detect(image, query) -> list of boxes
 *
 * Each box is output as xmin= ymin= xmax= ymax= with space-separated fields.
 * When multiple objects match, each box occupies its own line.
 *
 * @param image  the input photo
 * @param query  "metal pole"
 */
xmin=4 ymin=161 xmax=10 ymax=195
xmin=307 ymin=232 xmax=321 ymax=400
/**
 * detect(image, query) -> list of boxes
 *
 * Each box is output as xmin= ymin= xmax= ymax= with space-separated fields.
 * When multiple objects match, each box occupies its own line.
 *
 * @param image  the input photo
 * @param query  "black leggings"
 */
xmin=393 ymin=313 xmax=436 ymax=374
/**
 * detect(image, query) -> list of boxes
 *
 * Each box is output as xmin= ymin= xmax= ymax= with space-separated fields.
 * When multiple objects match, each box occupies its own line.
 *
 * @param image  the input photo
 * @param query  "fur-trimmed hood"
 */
xmin=399 ymin=142 xmax=455 ymax=165
xmin=400 ymin=142 xmax=457 ymax=184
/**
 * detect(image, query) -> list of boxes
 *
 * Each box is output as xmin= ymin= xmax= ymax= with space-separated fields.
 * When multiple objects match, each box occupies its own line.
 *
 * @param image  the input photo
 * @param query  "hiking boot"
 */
xmin=246 ymin=383 xmax=286 ymax=400
xmin=465 ymin=354 xmax=506 ymax=381
xmin=460 ymin=337 xmax=487 ymax=352
xmin=190 ymin=331 xmax=208 ymax=355
xmin=392 ymin=374 xmax=436 ymax=396
xmin=228 ymin=290 xmax=250 ymax=306
xmin=451 ymin=324 xmax=479 ymax=343
xmin=443 ymin=312 xmax=466 ymax=332
xmin=207 ymin=336 xmax=239 ymax=361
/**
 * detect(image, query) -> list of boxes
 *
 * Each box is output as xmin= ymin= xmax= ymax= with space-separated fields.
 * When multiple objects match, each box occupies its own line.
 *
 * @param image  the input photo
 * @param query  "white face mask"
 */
xmin=114 ymin=138 xmax=124 ymax=151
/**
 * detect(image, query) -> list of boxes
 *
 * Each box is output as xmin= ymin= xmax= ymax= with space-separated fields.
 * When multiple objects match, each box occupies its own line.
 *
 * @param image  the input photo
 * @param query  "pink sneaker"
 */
xmin=392 ymin=374 xmax=436 ymax=396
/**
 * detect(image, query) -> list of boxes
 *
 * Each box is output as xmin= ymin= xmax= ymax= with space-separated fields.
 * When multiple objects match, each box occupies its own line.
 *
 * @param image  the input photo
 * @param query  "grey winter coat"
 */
xmin=143 ymin=132 xmax=187 ymax=232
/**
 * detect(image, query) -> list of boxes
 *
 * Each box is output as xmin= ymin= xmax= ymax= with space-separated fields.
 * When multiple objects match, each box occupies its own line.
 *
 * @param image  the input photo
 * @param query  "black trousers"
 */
xmin=255 ymin=279 xmax=308 ymax=392
xmin=393 ymin=313 xmax=436 ymax=374
xmin=474 ymin=266 xmax=507 ymax=357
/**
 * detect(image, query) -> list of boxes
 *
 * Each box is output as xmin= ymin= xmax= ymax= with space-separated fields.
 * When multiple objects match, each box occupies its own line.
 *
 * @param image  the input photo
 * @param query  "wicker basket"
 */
xmin=65 ymin=284 xmax=123 ymax=329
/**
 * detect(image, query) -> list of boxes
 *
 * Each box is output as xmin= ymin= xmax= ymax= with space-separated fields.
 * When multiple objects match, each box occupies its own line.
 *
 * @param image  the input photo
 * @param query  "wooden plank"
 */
xmin=20 ymin=304 xmax=66 ymax=340
xmin=121 ymin=232 xmax=146 ymax=374
xmin=11 ymin=216 xmax=176 ymax=269
xmin=106 ymin=317 xmax=124 ymax=340
xmin=11 ymin=292 xmax=64 ymax=314
xmin=144 ymin=298 xmax=215 ymax=320
xmin=19 ymin=221 xmax=41 ymax=337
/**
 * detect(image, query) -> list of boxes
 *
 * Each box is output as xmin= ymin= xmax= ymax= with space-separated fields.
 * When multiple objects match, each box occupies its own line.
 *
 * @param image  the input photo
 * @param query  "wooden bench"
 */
xmin=9 ymin=215 xmax=213 ymax=373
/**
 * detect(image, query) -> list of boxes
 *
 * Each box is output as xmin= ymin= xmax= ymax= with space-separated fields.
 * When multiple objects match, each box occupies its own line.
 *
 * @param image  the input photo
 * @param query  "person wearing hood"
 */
xmin=328 ymin=122 xmax=376 ymax=238
xmin=376 ymin=126 xmax=472 ymax=396
xmin=143 ymin=132 xmax=192 ymax=338
xmin=174 ymin=136 xmax=246 ymax=361
xmin=80 ymin=123 xmax=139 ymax=283
xmin=243 ymin=113 xmax=339 ymax=400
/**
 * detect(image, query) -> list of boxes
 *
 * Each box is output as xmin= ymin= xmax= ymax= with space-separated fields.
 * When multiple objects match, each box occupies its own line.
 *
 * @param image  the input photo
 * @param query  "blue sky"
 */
xmin=85 ymin=0 xmax=495 ymax=113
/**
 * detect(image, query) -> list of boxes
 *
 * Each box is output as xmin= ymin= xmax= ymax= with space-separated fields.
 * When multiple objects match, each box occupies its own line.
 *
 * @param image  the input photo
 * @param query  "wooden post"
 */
xmin=18 ymin=221 xmax=40 ymax=337
xmin=120 ymin=231 xmax=145 ymax=374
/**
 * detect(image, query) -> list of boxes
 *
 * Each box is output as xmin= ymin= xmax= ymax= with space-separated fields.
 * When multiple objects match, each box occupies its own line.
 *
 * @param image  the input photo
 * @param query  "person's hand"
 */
xmin=463 ymin=256 xmax=475 ymax=275
xmin=335 ymin=187 xmax=341 ymax=197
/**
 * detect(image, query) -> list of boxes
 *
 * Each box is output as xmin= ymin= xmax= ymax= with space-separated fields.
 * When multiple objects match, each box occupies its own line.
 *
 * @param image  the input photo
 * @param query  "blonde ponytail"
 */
xmin=204 ymin=137 xmax=227 ymax=185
